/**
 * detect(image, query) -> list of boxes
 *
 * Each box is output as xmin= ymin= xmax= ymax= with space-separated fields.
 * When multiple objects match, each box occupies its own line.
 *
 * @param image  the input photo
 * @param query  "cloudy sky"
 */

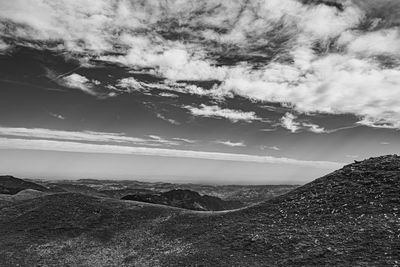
xmin=0 ymin=0 xmax=399 ymax=184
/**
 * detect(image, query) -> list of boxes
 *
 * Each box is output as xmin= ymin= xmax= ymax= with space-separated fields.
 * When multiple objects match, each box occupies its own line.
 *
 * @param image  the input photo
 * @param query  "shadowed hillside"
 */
xmin=0 ymin=175 xmax=48 ymax=194
xmin=122 ymin=189 xmax=243 ymax=211
xmin=0 ymin=155 xmax=399 ymax=266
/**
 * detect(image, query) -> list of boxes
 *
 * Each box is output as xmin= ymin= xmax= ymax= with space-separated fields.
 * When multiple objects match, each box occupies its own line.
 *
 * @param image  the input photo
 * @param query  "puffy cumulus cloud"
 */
xmin=280 ymin=113 xmax=327 ymax=133
xmin=299 ymin=3 xmax=362 ymax=40
xmin=339 ymin=28 xmax=400 ymax=56
xmin=114 ymin=48 xmax=227 ymax=81
xmin=0 ymin=0 xmax=114 ymax=51
xmin=184 ymin=104 xmax=261 ymax=123
xmin=61 ymin=73 xmax=100 ymax=96
xmin=302 ymin=123 xmax=327 ymax=134
xmin=0 ymin=0 xmax=365 ymax=70
xmin=216 ymin=140 xmax=246 ymax=147
xmin=2 ymin=0 xmax=400 ymax=129
xmin=281 ymin=113 xmax=301 ymax=133
xmin=116 ymin=77 xmax=145 ymax=92
xmin=223 ymin=53 xmax=400 ymax=129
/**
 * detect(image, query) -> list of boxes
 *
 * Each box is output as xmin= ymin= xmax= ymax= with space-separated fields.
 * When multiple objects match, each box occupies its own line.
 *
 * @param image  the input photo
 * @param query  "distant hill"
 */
xmin=122 ymin=189 xmax=243 ymax=211
xmin=0 ymin=155 xmax=398 ymax=266
xmin=36 ymin=179 xmax=297 ymax=205
xmin=0 ymin=175 xmax=48 ymax=195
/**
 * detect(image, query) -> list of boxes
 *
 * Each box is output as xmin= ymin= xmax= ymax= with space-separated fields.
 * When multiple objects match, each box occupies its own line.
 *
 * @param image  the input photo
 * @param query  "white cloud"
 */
xmin=156 ymin=113 xmax=180 ymax=125
xmin=129 ymin=48 xmax=227 ymax=81
xmin=301 ymin=123 xmax=327 ymax=134
xmin=0 ymin=39 xmax=10 ymax=52
xmin=147 ymin=135 xmax=180 ymax=146
xmin=159 ymin=92 xmax=179 ymax=98
xmin=261 ymin=146 xmax=280 ymax=151
xmin=172 ymin=137 xmax=196 ymax=144
xmin=281 ymin=113 xmax=301 ymax=133
xmin=2 ymin=0 xmax=400 ymax=129
xmin=61 ymin=74 xmax=99 ymax=96
xmin=224 ymin=53 xmax=400 ymax=129
xmin=280 ymin=113 xmax=328 ymax=133
xmin=339 ymin=29 xmax=400 ymax=56
xmin=216 ymin=140 xmax=245 ymax=147
xmin=48 ymin=112 xmax=65 ymax=120
xmin=0 ymin=126 xmax=177 ymax=146
xmin=380 ymin=142 xmax=390 ymax=145
xmin=116 ymin=77 xmax=145 ymax=92
xmin=0 ymin=137 xmax=343 ymax=169
xmin=185 ymin=104 xmax=261 ymax=123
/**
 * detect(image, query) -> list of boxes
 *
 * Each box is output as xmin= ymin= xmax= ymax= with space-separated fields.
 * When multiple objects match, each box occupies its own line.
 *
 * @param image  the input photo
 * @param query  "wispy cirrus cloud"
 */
xmin=216 ymin=140 xmax=245 ymax=147
xmin=261 ymin=145 xmax=280 ymax=151
xmin=0 ymin=126 xmax=177 ymax=147
xmin=280 ymin=113 xmax=360 ymax=133
xmin=156 ymin=113 xmax=180 ymax=125
xmin=184 ymin=104 xmax=261 ymax=123
xmin=172 ymin=137 xmax=196 ymax=144
xmin=0 ymin=137 xmax=343 ymax=169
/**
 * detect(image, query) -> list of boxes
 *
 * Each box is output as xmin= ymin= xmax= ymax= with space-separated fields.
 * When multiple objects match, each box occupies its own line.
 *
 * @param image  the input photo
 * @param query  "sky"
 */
xmin=0 ymin=0 xmax=399 ymax=184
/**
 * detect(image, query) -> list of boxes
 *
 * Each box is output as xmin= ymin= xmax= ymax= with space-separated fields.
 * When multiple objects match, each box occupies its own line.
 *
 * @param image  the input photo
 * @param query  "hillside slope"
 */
xmin=0 ymin=175 xmax=48 ymax=194
xmin=158 ymin=155 xmax=399 ymax=266
xmin=122 ymin=189 xmax=243 ymax=211
xmin=0 ymin=155 xmax=399 ymax=266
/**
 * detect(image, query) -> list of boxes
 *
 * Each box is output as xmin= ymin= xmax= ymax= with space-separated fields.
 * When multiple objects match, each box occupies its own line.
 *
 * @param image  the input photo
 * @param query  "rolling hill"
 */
xmin=0 ymin=155 xmax=399 ymax=266
xmin=122 ymin=189 xmax=243 ymax=211
xmin=0 ymin=175 xmax=48 ymax=195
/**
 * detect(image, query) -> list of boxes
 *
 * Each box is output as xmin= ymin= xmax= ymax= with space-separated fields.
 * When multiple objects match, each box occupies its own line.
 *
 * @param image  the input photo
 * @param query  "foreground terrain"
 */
xmin=0 ymin=155 xmax=399 ymax=266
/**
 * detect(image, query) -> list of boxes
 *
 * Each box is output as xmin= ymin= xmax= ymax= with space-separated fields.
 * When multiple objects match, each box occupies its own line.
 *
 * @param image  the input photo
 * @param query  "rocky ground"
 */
xmin=0 ymin=155 xmax=399 ymax=266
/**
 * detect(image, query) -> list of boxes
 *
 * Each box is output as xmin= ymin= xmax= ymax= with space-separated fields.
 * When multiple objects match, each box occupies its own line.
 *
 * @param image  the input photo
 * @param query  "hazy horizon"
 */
xmin=1 ymin=149 xmax=345 ymax=185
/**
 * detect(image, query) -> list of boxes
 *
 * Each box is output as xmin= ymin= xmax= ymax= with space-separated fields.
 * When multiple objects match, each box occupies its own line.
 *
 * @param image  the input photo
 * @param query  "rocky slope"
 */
xmin=158 ymin=155 xmax=400 ymax=266
xmin=0 ymin=155 xmax=399 ymax=266
xmin=122 ymin=189 xmax=243 ymax=211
